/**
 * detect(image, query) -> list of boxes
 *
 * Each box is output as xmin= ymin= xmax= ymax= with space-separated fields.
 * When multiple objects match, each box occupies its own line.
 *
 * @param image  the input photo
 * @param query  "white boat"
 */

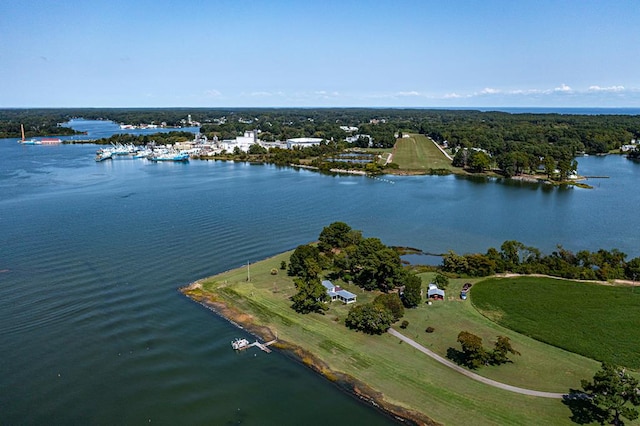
xmin=133 ymin=149 xmax=152 ymax=159
xmin=231 ymin=338 xmax=250 ymax=350
xmin=95 ymin=150 xmax=113 ymax=162
xmin=150 ymin=151 xmax=189 ymax=162
xmin=18 ymin=124 xmax=41 ymax=145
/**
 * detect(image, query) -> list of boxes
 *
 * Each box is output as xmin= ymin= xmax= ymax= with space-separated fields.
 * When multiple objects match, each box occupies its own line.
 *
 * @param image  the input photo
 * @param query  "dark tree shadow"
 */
xmin=324 ymin=271 xmax=342 ymax=281
xmin=446 ymin=347 xmax=467 ymax=366
xmin=562 ymin=390 xmax=608 ymax=425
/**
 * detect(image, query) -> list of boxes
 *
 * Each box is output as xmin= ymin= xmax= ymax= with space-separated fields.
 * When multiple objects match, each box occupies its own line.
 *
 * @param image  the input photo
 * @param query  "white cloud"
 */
xmin=480 ymin=87 xmax=501 ymax=95
xmin=397 ymin=91 xmax=421 ymax=97
xmin=204 ymin=89 xmax=222 ymax=97
xmin=588 ymin=85 xmax=625 ymax=92
xmin=553 ymin=83 xmax=572 ymax=92
xmin=314 ymin=90 xmax=340 ymax=97
xmin=443 ymin=92 xmax=464 ymax=99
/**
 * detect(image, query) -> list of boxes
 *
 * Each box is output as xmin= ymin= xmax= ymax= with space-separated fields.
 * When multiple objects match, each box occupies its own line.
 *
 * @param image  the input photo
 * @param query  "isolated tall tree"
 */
xmin=401 ymin=271 xmax=422 ymax=308
xmin=290 ymin=277 xmax=328 ymax=314
xmin=457 ymin=331 xmax=489 ymax=369
xmin=490 ymin=336 xmax=521 ymax=365
xmin=581 ymin=363 xmax=640 ymax=426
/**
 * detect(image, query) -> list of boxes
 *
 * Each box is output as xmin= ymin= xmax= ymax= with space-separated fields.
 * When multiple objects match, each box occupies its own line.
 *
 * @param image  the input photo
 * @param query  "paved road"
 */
xmin=388 ymin=328 xmax=565 ymax=399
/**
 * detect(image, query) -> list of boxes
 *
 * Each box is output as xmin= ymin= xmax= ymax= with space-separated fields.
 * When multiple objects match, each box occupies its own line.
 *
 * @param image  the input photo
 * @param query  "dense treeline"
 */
xmin=442 ymin=240 xmax=640 ymax=281
xmin=4 ymin=109 xmax=639 ymax=178
xmin=89 ymin=131 xmax=196 ymax=146
xmin=0 ymin=109 xmax=82 ymax=138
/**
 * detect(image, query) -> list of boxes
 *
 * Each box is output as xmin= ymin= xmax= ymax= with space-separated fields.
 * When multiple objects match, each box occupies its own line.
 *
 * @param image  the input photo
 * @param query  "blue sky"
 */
xmin=1 ymin=0 xmax=639 ymax=107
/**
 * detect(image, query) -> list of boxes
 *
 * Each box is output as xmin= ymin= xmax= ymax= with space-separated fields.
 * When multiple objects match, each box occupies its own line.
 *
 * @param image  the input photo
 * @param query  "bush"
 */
xmin=270 ymin=268 xmax=278 ymax=275
xmin=425 ymin=326 xmax=435 ymax=333
xmin=280 ymin=261 xmax=287 ymax=270
xmin=400 ymin=320 xmax=409 ymax=329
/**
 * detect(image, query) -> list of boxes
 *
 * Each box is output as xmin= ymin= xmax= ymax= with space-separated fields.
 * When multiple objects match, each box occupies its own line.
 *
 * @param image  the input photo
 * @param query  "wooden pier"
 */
xmin=234 ymin=339 xmax=277 ymax=353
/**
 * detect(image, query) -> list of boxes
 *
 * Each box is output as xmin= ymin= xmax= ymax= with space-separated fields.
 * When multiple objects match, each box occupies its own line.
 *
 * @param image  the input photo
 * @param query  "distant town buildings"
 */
xmin=286 ymin=137 xmax=324 ymax=149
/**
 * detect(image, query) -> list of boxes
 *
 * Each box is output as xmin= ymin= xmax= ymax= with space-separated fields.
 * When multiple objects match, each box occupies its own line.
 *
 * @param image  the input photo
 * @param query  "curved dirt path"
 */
xmin=388 ymin=328 xmax=565 ymax=399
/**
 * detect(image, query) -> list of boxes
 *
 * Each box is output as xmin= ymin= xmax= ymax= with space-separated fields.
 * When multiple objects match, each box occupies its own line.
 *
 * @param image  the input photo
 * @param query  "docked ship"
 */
xmin=18 ymin=124 xmax=41 ymax=145
xmin=95 ymin=150 xmax=113 ymax=162
xmin=149 ymin=151 xmax=190 ymax=162
xmin=41 ymin=138 xmax=62 ymax=145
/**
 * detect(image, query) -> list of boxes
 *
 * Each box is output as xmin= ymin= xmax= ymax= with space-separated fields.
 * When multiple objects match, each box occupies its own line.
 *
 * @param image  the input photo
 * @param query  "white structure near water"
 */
xmin=286 ymin=137 xmax=324 ymax=149
xmin=321 ymin=280 xmax=357 ymax=304
xmin=220 ymin=130 xmax=261 ymax=153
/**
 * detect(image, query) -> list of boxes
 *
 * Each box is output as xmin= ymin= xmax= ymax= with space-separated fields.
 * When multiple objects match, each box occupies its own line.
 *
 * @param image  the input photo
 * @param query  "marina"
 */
xmin=94 ymin=143 xmax=191 ymax=162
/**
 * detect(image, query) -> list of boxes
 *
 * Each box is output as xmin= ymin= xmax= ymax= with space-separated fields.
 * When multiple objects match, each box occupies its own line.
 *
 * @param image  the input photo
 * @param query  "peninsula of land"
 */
xmin=179 ymin=223 xmax=640 ymax=425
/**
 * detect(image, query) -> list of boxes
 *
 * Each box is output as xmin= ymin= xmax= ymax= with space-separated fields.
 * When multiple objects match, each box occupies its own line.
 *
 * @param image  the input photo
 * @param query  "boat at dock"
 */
xmin=18 ymin=124 xmax=41 ymax=145
xmin=150 ymin=151 xmax=190 ymax=162
xmin=231 ymin=338 xmax=250 ymax=350
xmin=41 ymin=138 xmax=62 ymax=145
xmin=95 ymin=150 xmax=113 ymax=162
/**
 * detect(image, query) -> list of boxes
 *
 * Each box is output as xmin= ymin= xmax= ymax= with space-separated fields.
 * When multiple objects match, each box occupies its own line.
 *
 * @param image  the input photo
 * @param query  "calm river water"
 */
xmin=1 ymin=120 xmax=639 ymax=425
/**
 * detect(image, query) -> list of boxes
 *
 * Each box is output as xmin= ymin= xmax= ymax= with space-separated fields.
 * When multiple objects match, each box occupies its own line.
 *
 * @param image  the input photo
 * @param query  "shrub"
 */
xmin=400 ymin=320 xmax=409 ymax=329
xmin=270 ymin=268 xmax=278 ymax=275
xmin=425 ymin=326 xmax=435 ymax=333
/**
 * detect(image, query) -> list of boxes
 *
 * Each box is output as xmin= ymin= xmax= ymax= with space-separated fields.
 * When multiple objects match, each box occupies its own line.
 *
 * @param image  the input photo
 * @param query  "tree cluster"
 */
xmin=287 ymin=222 xmax=425 ymax=331
xmin=0 ymin=109 xmax=82 ymax=138
xmin=90 ymin=131 xmax=195 ymax=146
xmin=453 ymin=331 xmax=520 ymax=369
xmin=442 ymin=240 xmax=640 ymax=281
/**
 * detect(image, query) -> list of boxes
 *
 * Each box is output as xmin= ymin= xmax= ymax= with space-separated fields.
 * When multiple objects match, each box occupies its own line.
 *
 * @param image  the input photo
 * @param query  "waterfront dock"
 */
xmin=232 ymin=338 xmax=277 ymax=353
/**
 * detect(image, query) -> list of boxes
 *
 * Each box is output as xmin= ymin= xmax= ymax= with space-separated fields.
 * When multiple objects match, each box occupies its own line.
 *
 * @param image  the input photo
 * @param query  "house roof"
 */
xmin=336 ymin=289 xmax=356 ymax=300
xmin=321 ymin=280 xmax=334 ymax=291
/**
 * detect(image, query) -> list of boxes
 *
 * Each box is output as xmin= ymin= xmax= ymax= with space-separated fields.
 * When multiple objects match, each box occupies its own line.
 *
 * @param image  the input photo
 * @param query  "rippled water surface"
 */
xmin=1 ymin=121 xmax=639 ymax=424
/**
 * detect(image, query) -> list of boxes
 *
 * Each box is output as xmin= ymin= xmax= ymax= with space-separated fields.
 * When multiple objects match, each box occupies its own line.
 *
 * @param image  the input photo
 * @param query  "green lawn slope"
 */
xmin=471 ymin=276 xmax=640 ymax=369
xmin=391 ymin=134 xmax=460 ymax=172
xmin=182 ymin=253 xmax=612 ymax=425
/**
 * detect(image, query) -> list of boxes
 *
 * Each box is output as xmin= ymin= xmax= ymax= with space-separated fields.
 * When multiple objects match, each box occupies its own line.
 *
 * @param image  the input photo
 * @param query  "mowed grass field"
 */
xmin=472 ymin=276 xmax=640 ymax=369
xmin=391 ymin=133 xmax=460 ymax=171
xmin=190 ymin=252 xmax=609 ymax=425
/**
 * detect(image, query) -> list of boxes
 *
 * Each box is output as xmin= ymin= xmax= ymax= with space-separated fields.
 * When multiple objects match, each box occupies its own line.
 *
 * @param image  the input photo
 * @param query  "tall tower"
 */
xmin=187 ymin=114 xmax=192 ymax=125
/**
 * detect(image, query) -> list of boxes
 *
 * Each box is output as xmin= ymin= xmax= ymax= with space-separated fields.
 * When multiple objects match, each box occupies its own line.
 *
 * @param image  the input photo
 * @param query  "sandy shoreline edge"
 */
xmin=179 ymin=280 xmax=440 ymax=426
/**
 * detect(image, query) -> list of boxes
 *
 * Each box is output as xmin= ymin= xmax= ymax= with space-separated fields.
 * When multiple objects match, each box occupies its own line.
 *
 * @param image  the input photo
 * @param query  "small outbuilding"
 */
xmin=427 ymin=283 xmax=445 ymax=300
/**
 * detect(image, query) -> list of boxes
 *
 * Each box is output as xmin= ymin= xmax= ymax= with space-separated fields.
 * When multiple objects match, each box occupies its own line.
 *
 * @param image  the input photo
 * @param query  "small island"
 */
xmin=180 ymin=222 xmax=640 ymax=425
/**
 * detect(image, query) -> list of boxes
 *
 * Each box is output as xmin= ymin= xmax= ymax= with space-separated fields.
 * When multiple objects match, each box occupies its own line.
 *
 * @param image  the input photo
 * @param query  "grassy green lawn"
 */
xmin=471 ymin=276 xmax=640 ymax=369
xmin=391 ymin=134 xmax=460 ymax=172
xmin=186 ymin=253 xmax=614 ymax=425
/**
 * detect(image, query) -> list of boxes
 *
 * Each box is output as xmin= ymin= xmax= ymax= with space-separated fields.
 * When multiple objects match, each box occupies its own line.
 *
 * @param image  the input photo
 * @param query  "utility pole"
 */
xmin=247 ymin=261 xmax=250 ymax=282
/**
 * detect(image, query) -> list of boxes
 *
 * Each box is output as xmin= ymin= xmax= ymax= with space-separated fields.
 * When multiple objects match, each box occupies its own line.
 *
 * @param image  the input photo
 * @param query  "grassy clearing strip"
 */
xmin=392 ymin=134 xmax=459 ymax=171
xmin=185 ymin=253 xmax=602 ymax=425
xmin=471 ymin=276 xmax=640 ymax=369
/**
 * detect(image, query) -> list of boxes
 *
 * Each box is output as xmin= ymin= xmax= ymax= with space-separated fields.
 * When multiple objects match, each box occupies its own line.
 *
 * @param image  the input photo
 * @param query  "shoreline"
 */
xmin=179 ymin=280 xmax=439 ymax=426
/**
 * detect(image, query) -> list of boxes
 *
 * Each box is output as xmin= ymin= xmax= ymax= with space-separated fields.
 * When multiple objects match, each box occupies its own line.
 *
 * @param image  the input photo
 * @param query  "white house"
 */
xmin=321 ymin=280 xmax=357 ymax=304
